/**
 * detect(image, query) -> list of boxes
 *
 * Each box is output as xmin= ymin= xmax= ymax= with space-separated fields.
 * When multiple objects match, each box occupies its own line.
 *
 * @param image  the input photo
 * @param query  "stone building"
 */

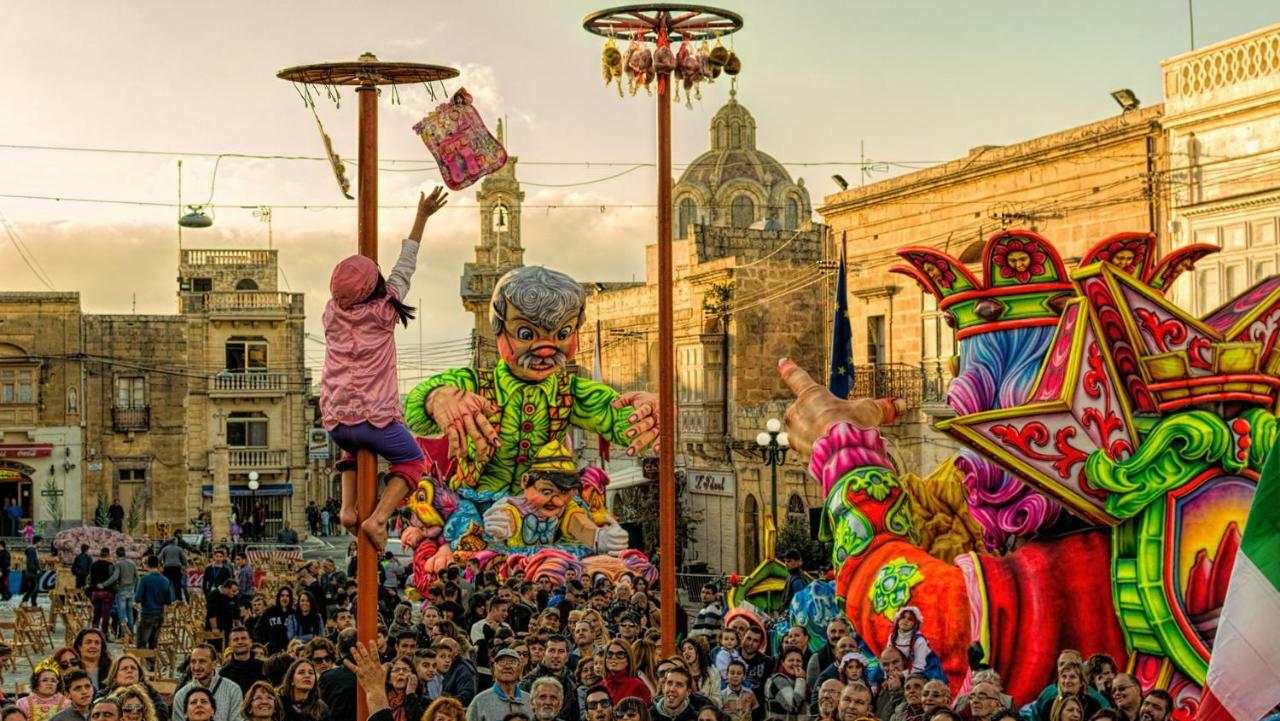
xmin=1161 ymin=23 xmax=1280 ymax=315
xmin=178 ymin=249 xmax=311 ymax=540
xmin=456 ymin=96 xmax=826 ymax=573
xmin=817 ymin=106 xmax=1164 ymax=476
xmin=0 ymin=293 xmax=85 ymax=531
xmin=81 ymin=313 xmax=188 ymax=534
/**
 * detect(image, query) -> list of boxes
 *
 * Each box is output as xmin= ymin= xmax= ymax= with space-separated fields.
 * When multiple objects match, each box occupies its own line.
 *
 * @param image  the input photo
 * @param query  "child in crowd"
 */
xmin=887 ymin=606 xmax=938 ymax=678
xmin=721 ymin=660 xmax=758 ymax=721
xmin=713 ymin=626 xmax=744 ymax=682
xmin=321 ymin=187 xmax=447 ymax=550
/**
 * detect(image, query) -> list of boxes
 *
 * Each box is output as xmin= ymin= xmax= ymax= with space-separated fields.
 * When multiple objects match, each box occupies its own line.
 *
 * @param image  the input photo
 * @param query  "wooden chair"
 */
xmin=151 ymin=678 xmax=178 ymax=701
xmin=124 ymin=647 xmax=163 ymax=676
xmin=0 ymin=621 xmax=36 ymax=668
xmin=0 ymin=621 xmax=19 ymax=672
xmin=18 ymin=606 xmax=55 ymax=650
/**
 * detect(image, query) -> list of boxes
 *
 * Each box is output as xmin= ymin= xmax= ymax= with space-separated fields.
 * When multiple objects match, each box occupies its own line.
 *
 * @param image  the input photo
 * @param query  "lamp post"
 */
xmin=583 ymin=3 xmax=743 ymax=657
xmin=755 ymin=418 xmax=789 ymax=524
xmin=247 ymin=472 xmax=260 ymax=541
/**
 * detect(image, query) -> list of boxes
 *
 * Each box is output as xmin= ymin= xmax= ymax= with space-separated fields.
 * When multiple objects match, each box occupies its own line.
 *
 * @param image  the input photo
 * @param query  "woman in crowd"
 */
xmin=100 ymin=654 xmax=169 ymax=720
xmin=1086 ymin=655 xmax=1118 ymax=698
xmin=1034 ymin=665 xmax=1102 ymax=721
xmin=680 ymin=638 xmax=722 ymax=708
xmin=763 ymin=647 xmax=809 ymax=721
xmin=256 ymin=586 xmax=296 ymax=654
xmin=631 ymin=638 xmax=660 ymax=694
xmin=386 ymin=656 xmax=427 ymax=721
xmin=241 ymin=680 xmax=284 ymax=721
xmin=279 ymin=657 xmax=328 ymax=721
xmin=1049 ymin=695 xmax=1086 ymax=721
xmin=291 ymin=591 xmax=323 ymax=644
xmin=117 ymin=683 xmax=159 ymax=721
xmin=615 ymin=696 xmax=653 ymax=721
xmin=182 ymin=687 xmax=217 ymax=721
xmin=73 ymin=628 xmax=112 ymax=689
xmin=603 ymin=639 xmax=651 ymax=704
xmin=51 ymin=647 xmax=81 ymax=674
xmin=423 ymin=696 xmax=466 ymax=721
xmin=16 ymin=666 xmax=68 ymax=721
xmin=576 ymin=654 xmax=606 ymax=717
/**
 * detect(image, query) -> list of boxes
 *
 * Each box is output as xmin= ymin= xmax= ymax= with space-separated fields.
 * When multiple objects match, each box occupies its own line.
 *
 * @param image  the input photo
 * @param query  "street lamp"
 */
xmin=247 ymin=472 xmax=260 ymax=541
xmin=755 ymin=418 xmax=789 ymax=524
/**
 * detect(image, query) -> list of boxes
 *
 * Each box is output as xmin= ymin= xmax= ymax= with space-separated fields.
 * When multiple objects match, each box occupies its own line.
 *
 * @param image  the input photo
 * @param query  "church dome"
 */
xmin=673 ymin=90 xmax=811 ymax=235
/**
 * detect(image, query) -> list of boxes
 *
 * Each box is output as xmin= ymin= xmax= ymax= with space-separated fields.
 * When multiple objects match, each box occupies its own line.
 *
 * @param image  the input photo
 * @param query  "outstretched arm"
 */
xmin=388 ymin=187 xmax=448 ymax=299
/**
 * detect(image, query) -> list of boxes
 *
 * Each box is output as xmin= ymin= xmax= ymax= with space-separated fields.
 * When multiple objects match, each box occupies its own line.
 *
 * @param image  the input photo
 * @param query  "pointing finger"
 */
xmin=779 ymin=357 xmax=822 ymax=398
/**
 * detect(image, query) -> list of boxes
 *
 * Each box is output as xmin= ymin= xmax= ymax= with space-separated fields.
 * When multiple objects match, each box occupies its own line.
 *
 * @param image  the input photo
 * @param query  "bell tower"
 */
xmin=462 ymin=120 xmax=525 ymax=367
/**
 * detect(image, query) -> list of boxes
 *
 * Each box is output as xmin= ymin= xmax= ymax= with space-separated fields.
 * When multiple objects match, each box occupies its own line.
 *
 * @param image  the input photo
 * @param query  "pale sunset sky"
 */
xmin=1 ymin=1 xmax=1276 ymax=380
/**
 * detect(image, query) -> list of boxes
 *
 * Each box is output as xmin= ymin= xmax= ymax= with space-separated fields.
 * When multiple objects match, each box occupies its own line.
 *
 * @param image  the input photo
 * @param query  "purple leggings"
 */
xmin=329 ymin=421 xmax=425 ymax=483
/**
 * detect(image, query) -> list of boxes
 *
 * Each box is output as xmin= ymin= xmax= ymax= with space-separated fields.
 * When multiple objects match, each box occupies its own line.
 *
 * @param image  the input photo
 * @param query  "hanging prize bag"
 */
xmin=412 ymin=88 xmax=507 ymax=190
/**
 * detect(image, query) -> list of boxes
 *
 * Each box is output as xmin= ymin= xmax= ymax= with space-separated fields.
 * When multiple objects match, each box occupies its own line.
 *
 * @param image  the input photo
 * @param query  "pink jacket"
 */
xmin=320 ymin=240 xmax=419 ymax=430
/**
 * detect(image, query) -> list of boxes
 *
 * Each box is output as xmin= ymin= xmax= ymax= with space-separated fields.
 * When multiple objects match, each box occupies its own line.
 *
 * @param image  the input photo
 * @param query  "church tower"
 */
xmin=462 ymin=120 xmax=525 ymax=367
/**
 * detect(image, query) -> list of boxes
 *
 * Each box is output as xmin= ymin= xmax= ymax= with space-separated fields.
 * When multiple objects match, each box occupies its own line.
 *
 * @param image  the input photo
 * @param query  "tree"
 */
xmin=127 ymin=489 xmax=149 ymax=535
xmin=776 ymin=513 xmax=832 ymax=574
xmin=42 ymin=477 xmax=63 ymax=533
xmin=94 ymin=491 xmax=110 ymax=528
xmin=613 ymin=468 xmax=702 ymax=568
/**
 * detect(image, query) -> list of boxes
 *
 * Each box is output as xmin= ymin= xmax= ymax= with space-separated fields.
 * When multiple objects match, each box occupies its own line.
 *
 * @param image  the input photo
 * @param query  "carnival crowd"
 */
xmin=0 ymin=534 xmax=1188 ymax=721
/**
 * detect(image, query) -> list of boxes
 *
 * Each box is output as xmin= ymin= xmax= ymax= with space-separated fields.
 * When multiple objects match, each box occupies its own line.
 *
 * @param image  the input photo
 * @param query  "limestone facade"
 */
xmin=1161 ymin=24 xmax=1280 ymax=315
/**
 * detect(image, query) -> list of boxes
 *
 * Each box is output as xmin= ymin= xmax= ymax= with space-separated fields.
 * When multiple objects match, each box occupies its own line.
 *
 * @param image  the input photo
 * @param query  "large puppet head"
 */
xmin=490 ymin=266 xmax=586 ymax=383
xmin=520 ymin=439 xmax=582 ymax=517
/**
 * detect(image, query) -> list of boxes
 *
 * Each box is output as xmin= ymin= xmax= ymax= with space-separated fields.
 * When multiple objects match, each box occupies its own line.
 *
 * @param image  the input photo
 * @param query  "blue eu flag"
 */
xmin=829 ymin=238 xmax=854 ymax=399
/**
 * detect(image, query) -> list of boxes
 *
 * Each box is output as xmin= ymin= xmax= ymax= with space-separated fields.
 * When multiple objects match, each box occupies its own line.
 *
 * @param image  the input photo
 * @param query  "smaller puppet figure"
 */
xmin=482 ymin=440 xmax=629 ymax=553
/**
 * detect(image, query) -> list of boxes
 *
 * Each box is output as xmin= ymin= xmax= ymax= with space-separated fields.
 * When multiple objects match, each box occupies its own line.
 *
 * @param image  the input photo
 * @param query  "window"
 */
xmin=118 ymin=468 xmax=146 ymax=482
xmin=730 ymin=123 xmax=741 ymax=149
xmin=676 ymin=198 xmax=696 ymax=240
xmin=225 ymin=337 xmax=268 ymax=373
xmin=678 ymin=345 xmax=704 ymax=402
xmin=1225 ymin=262 xmax=1247 ymax=298
xmin=921 ymin=294 xmax=956 ymax=363
xmin=234 ymin=278 xmax=259 ymax=291
xmin=192 ymin=278 xmax=213 ymax=293
xmin=1254 ymin=220 xmax=1276 ymax=247
xmin=492 ymin=205 xmax=510 ymax=233
xmin=731 ymin=196 xmax=754 ymax=229
xmin=1197 ymin=268 xmax=1220 ymax=314
xmin=115 ymin=376 xmax=145 ymax=409
xmin=226 ymin=412 xmax=268 ymax=447
xmin=1194 ymin=228 xmax=1218 ymax=247
xmin=867 ymin=315 xmax=886 ymax=365
xmin=784 ymin=199 xmax=799 ymax=230
xmin=786 ymin=494 xmax=807 ymax=529
xmin=1223 ymin=225 xmax=1247 ymax=251
xmin=0 ymin=367 xmax=36 ymax=406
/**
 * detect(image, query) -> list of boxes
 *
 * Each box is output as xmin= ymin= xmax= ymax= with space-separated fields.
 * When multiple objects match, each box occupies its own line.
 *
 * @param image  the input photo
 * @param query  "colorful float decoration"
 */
xmin=802 ymin=229 xmax=1271 ymax=719
xmin=601 ymin=33 xmax=741 ymax=107
xmin=398 ymin=266 xmax=656 ymax=593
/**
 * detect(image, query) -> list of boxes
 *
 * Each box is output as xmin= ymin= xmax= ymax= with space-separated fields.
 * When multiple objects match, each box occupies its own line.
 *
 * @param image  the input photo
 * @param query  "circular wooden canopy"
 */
xmin=583 ymin=4 xmax=743 ymax=42
xmin=277 ymin=53 xmax=458 ymax=86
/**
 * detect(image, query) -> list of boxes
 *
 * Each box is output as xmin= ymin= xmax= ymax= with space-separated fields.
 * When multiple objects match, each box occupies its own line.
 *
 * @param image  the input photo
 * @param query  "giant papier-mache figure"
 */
xmin=779 ymin=229 xmax=1269 ymax=719
xmin=398 ymin=266 xmax=660 ymax=592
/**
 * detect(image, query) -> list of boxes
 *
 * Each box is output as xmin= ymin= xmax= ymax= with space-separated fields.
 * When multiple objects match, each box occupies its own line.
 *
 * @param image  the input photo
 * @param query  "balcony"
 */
xmin=182 ymin=249 xmax=276 ymax=267
xmin=847 ymin=362 xmax=955 ymax=415
xmin=112 ymin=406 xmax=150 ymax=432
xmin=228 ymin=448 xmax=289 ymax=470
xmin=181 ymin=291 xmax=303 ymax=317
xmin=209 ymin=371 xmax=289 ymax=397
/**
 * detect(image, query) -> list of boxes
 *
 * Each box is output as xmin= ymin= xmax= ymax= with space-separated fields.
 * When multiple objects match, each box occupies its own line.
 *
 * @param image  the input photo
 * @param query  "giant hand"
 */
xmin=593 ymin=520 xmax=630 ymax=554
xmin=612 ymin=391 xmax=660 ymax=456
xmin=482 ymin=502 xmax=516 ymax=542
xmin=426 ymin=386 xmax=502 ymax=460
xmin=779 ymin=357 xmax=906 ymax=458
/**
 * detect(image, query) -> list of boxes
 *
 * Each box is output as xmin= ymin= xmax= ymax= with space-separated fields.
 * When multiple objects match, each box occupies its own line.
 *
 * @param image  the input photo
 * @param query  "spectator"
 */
xmin=99 ymin=654 xmax=169 ymax=718
xmin=1032 ymin=662 xmax=1104 ymax=721
xmin=679 ymin=639 xmax=720 ymax=709
xmin=108 ymin=498 xmax=125 ymax=532
xmin=206 ymin=579 xmax=240 ymax=645
xmin=530 ymin=677 xmax=566 ymax=721
xmin=837 ymin=682 xmax=873 ymax=721
xmin=88 ymin=547 xmax=116 ymax=636
xmin=1086 ymin=655 xmax=1118 ymax=699
xmin=280 ymin=657 xmax=328 ymax=721
xmin=763 ymin=647 xmax=808 ymax=721
xmin=72 ymin=544 xmax=93 ymax=593
xmin=238 ymin=680 xmax=282 ymax=721
xmin=50 ymin=669 xmax=95 ymax=721
xmin=876 ymin=647 xmax=909 ymax=719
xmin=426 ymin=697 xmax=468 ymax=721
xmin=468 ymin=649 xmax=531 ymax=721
xmin=1109 ymin=675 xmax=1141 ymax=721
xmin=134 ymin=555 xmax=174 ymax=650
xmin=615 ymin=698 xmax=652 ymax=721
xmin=18 ymin=666 xmax=69 ymax=720
xmin=961 ymin=681 xmax=1007 ymax=721
xmin=89 ymin=699 xmax=123 ymax=721
xmin=157 ymin=533 xmax=189 ymax=603
xmin=1137 ymin=692 xmax=1172 ymax=721
xmin=276 ymin=521 xmax=299 ymax=545
xmin=108 ymin=547 xmax=139 ymax=644
xmin=74 ymin=628 xmax=112 ymax=691
xmin=220 ymin=626 xmax=266 ymax=693
xmin=255 ymin=586 xmax=295 ymax=654
xmin=721 ymin=661 xmax=758 ymax=721
xmin=23 ymin=533 xmax=44 ymax=607
xmin=439 ymin=637 xmax=479 ymax=707
xmin=114 ymin=686 xmax=158 ymax=721
xmin=601 ymin=639 xmax=650 ymax=707
xmin=814 ymin=680 xmax=842 ymax=721
xmin=201 ymin=550 xmax=233 ymax=602
xmin=172 ymin=645 xmax=242 ymax=721
xmin=523 ymin=633 xmax=580 ymax=719
xmin=920 ymin=681 xmax=952 ymax=720
xmin=779 ymin=549 xmax=807 ymax=611
xmin=1050 ymin=696 xmax=1086 ymax=721
xmin=235 ymin=555 xmax=256 ymax=607
xmin=651 ymin=666 xmax=698 ymax=721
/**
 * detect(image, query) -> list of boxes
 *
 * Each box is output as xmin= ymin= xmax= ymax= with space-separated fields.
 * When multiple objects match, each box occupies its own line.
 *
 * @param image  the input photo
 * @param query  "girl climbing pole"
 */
xmin=321 ymin=186 xmax=448 ymax=550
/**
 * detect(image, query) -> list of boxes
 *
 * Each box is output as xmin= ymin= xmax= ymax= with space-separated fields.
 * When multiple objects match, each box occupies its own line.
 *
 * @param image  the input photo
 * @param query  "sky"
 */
xmin=1 ymin=1 xmax=1276 ymax=379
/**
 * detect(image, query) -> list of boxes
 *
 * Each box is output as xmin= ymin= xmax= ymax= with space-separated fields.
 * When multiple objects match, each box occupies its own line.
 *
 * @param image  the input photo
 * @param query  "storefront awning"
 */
xmin=200 ymin=483 xmax=293 ymax=497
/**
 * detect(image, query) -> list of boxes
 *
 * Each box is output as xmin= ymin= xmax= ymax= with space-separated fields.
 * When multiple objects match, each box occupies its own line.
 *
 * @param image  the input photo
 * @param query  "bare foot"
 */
xmin=340 ymin=508 xmax=358 ymax=534
xmin=360 ymin=517 xmax=388 ymax=553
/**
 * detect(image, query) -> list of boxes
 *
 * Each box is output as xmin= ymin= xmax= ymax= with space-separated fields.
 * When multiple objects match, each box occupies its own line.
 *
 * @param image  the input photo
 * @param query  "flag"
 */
xmin=593 ymin=319 xmax=611 ymax=462
xmin=1196 ymin=445 xmax=1280 ymax=721
xmin=829 ymin=235 xmax=854 ymax=399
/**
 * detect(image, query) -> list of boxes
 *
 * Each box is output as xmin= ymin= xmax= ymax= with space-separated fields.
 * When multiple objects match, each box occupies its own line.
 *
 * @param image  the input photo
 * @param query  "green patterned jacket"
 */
xmin=403 ymin=361 xmax=637 ymax=495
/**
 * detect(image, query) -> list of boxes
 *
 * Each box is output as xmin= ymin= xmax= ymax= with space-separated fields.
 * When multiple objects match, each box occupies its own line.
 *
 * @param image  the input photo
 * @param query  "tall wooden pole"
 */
xmin=655 ymin=29 xmax=677 ymax=658
xmin=355 ymin=83 xmax=379 ymax=721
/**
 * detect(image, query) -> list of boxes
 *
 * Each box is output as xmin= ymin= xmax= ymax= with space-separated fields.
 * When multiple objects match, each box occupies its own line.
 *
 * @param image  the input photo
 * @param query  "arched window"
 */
xmin=675 ymin=198 xmax=697 ymax=239
xmin=731 ymin=196 xmax=754 ymax=229
xmin=491 ymin=204 xmax=510 ymax=233
xmin=784 ymin=198 xmax=799 ymax=230
xmin=717 ymin=124 xmax=727 ymax=149
xmin=234 ymin=278 xmax=258 ymax=291
xmin=743 ymin=494 xmax=760 ymax=571
xmin=731 ymin=123 xmax=742 ymax=149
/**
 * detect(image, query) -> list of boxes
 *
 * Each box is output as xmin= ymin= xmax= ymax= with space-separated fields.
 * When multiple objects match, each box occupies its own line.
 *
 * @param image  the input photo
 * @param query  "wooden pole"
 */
xmin=355 ymin=83 xmax=379 ymax=721
xmin=655 ymin=28 xmax=677 ymax=658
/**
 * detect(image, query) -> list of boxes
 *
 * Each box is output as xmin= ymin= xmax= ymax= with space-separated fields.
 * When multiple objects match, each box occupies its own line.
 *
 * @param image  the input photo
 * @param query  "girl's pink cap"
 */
xmin=330 ymin=255 xmax=379 ymax=309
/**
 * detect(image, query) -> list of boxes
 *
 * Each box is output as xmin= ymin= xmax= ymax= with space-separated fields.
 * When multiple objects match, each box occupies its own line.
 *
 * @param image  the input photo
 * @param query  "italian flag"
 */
xmin=1198 ymin=445 xmax=1280 ymax=721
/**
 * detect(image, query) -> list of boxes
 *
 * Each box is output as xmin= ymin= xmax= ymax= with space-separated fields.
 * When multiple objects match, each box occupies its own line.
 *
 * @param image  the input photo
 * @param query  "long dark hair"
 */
xmin=367 ymin=275 xmax=415 ymax=327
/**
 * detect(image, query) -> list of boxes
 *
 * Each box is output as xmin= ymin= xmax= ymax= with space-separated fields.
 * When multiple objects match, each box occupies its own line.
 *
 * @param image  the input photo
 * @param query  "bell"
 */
xmin=179 ymin=206 xmax=213 ymax=229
